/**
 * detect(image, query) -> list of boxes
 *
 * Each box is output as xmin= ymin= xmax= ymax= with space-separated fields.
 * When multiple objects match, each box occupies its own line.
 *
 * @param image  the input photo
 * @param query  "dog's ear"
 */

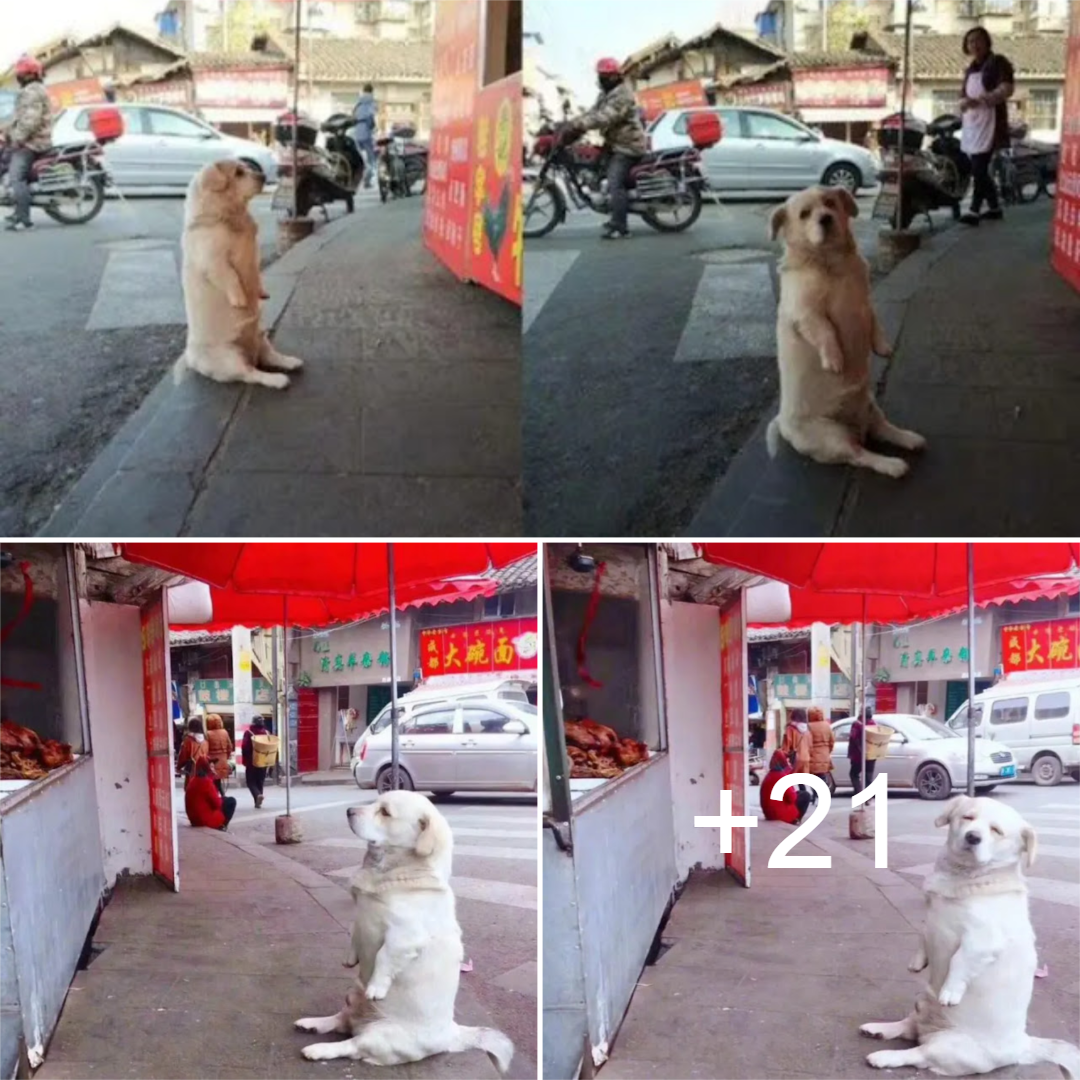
xmin=1020 ymin=824 xmax=1037 ymax=870
xmin=836 ymin=186 xmax=859 ymax=219
xmin=768 ymin=204 xmax=787 ymax=241
xmin=414 ymin=808 xmax=452 ymax=861
xmin=934 ymin=795 xmax=969 ymax=828
xmin=203 ymin=161 xmax=231 ymax=192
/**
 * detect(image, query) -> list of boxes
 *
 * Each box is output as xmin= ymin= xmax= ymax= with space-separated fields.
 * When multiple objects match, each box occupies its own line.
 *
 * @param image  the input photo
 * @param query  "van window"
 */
xmin=990 ymin=697 xmax=1028 ymax=725
xmin=401 ymin=708 xmax=455 ymax=735
xmin=949 ymin=703 xmax=983 ymax=728
xmin=496 ymin=689 xmax=529 ymax=702
xmin=1034 ymin=691 xmax=1071 ymax=720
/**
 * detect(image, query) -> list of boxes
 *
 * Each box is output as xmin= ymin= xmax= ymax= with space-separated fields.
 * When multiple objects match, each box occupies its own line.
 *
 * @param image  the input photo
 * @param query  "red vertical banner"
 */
xmin=424 ymin=0 xmax=480 ymax=280
xmin=141 ymin=592 xmax=178 ymax=891
xmin=468 ymin=73 xmax=523 ymax=304
xmin=720 ymin=591 xmax=750 ymax=888
xmin=1052 ymin=4 xmax=1080 ymax=292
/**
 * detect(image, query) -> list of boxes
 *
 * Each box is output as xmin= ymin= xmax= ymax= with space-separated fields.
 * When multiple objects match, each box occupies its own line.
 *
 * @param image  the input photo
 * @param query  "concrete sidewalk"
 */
xmin=44 ymin=200 xmax=521 ymax=537
xmin=35 ymin=824 xmax=507 ymax=1080
xmin=689 ymin=201 xmax=1080 ymax=536
xmin=601 ymin=823 xmax=1075 ymax=1080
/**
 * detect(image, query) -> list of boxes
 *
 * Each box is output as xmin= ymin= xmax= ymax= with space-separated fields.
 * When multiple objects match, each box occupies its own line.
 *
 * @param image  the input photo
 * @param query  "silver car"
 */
xmin=353 ymin=699 xmax=538 ymax=797
xmin=831 ymin=713 xmax=1018 ymax=800
xmin=51 ymin=103 xmax=278 ymax=189
xmin=649 ymin=106 xmax=878 ymax=194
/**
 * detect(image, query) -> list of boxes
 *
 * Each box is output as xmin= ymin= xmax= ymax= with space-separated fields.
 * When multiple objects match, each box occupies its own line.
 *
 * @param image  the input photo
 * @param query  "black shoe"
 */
xmin=5 ymin=219 xmax=32 ymax=231
xmin=959 ymin=213 xmax=981 ymax=226
xmin=983 ymin=208 xmax=1004 ymax=221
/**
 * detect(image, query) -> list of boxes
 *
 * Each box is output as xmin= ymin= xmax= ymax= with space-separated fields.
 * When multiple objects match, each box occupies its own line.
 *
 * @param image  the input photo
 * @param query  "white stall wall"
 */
xmin=81 ymin=601 xmax=153 ymax=882
xmin=660 ymin=600 xmax=725 ymax=879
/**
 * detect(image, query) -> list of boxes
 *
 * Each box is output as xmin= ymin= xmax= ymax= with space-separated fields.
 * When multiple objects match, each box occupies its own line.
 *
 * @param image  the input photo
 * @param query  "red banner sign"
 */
xmin=724 ymin=82 xmax=790 ymax=110
xmin=793 ymin=66 xmax=890 ymax=109
xmin=875 ymin=684 xmax=898 ymax=713
xmin=119 ymin=78 xmax=192 ymax=108
xmin=424 ymin=0 xmax=479 ymax=281
xmin=141 ymin=594 xmax=177 ymax=890
xmin=1051 ymin=7 xmax=1080 ymax=293
xmin=1001 ymin=619 xmax=1080 ymax=674
xmin=720 ymin=593 xmax=750 ymax=888
xmin=45 ymin=78 xmax=105 ymax=110
xmin=194 ymin=67 xmax=289 ymax=109
xmin=420 ymin=617 xmax=538 ymax=678
xmin=468 ymin=73 xmax=522 ymax=305
xmin=637 ymin=79 xmax=707 ymax=122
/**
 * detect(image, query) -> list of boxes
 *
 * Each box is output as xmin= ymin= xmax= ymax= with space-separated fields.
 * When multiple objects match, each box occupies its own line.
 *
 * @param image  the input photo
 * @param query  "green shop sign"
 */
xmin=194 ymin=677 xmax=272 ymax=706
xmin=316 ymin=649 xmax=392 ymax=675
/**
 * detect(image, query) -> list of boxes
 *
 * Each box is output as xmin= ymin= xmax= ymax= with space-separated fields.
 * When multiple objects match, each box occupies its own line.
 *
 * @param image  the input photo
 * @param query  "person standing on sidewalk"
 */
xmin=241 ymin=715 xmax=270 ymax=808
xmin=205 ymin=714 xmax=233 ymax=797
xmin=848 ymin=707 xmax=877 ymax=793
xmin=781 ymin=709 xmax=811 ymax=773
xmin=352 ymin=82 xmax=377 ymax=189
xmin=177 ymin=717 xmax=210 ymax=790
xmin=958 ymin=27 xmax=1015 ymax=226
xmin=807 ymin=706 xmax=836 ymax=794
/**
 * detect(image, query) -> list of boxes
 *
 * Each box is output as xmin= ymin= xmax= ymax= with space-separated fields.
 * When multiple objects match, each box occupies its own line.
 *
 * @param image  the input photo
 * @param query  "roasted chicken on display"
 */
xmin=564 ymin=717 xmax=649 ymax=779
xmin=1 ymin=719 xmax=73 ymax=780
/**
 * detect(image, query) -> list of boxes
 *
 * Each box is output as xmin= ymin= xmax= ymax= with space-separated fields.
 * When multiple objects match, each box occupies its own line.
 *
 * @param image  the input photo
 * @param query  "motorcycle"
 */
xmin=0 ymin=136 xmax=108 ymax=225
xmin=320 ymin=112 xmax=366 ymax=191
xmin=874 ymin=113 xmax=961 ymax=230
xmin=375 ymin=123 xmax=428 ymax=203
xmin=271 ymin=110 xmax=357 ymax=219
xmin=529 ymin=123 xmax=605 ymax=190
xmin=524 ymin=118 xmax=717 ymax=238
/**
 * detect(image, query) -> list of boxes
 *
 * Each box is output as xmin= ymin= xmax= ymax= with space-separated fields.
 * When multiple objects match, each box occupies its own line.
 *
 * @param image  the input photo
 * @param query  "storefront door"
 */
xmin=140 ymin=592 xmax=179 ymax=891
xmin=720 ymin=592 xmax=750 ymax=887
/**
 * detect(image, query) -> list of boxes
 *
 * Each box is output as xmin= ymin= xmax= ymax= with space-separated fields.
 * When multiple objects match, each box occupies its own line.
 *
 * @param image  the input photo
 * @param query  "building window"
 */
xmin=932 ymin=89 xmax=961 ymax=117
xmin=483 ymin=594 xmax=517 ymax=619
xmin=1027 ymin=89 xmax=1058 ymax=131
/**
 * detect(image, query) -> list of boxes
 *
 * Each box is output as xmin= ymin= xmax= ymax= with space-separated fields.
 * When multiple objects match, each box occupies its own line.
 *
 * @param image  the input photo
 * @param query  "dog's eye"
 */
xmin=990 ymin=825 xmax=1004 ymax=836
xmin=962 ymin=814 xmax=977 ymax=821
xmin=377 ymin=806 xmax=390 ymax=817
xmin=800 ymin=209 xmax=811 ymax=219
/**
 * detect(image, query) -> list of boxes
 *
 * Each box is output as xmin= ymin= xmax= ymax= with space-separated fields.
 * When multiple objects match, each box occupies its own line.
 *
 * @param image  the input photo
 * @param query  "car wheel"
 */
xmin=822 ymin=162 xmax=862 ymax=193
xmin=376 ymin=765 xmax=415 ymax=793
xmin=974 ymin=785 xmax=997 ymax=795
xmin=915 ymin=762 xmax=952 ymax=800
xmin=1032 ymin=754 xmax=1063 ymax=786
xmin=430 ymin=791 xmax=456 ymax=802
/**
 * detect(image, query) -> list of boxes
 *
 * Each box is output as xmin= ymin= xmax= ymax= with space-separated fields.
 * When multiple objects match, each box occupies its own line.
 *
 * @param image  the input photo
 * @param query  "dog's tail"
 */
xmin=172 ymin=352 xmax=189 ymax=386
xmin=448 ymin=1025 xmax=513 ymax=1076
xmin=765 ymin=416 xmax=781 ymax=459
xmin=1022 ymin=1037 xmax=1080 ymax=1079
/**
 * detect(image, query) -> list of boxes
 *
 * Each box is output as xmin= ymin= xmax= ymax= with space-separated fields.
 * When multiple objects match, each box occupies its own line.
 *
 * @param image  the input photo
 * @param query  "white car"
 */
xmin=831 ymin=712 xmax=1017 ymax=799
xmin=649 ymin=105 xmax=879 ymax=194
xmin=51 ymin=103 xmax=278 ymax=189
xmin=352 ymin=697 xmax=538 ymax=797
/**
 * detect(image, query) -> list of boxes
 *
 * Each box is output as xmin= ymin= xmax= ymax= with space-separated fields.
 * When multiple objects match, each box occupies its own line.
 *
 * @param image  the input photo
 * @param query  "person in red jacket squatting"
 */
xmin=185 ymin=757 xmax=237 ymax=831
xmin=760 ymin=749 xmax=812 ymax=825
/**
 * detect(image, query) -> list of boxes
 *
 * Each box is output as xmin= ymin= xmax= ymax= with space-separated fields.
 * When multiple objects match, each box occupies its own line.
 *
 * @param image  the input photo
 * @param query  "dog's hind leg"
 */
xmin=867 ymin=1046 xmax=932 ymax=1071
xmin=295 ymin=1009 xmax=352 ymax=1036
xmin=861 ymin=1014 xmax=917 ymax=1041
xmin=868 ymin=402 xmax=927 ymax=453
xmin=258 ymin=333 xmax=304 ymax=373
xmin=303 ymin=1021 xmax=425 ymax=1065
xmin=783 ymin=418 xmax=910 ymax=478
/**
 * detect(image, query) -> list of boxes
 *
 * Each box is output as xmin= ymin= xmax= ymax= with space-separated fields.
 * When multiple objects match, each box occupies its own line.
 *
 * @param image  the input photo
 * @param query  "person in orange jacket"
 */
xmin=185 ymin=758 xmax=237 ymax=830
xmin=760 ymin=749 xmax=812 ymax=825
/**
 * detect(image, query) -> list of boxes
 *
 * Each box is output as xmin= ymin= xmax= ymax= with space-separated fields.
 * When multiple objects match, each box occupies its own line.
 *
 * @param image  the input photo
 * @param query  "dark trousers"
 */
xmin=794 ymin=790 xmax=812 ymax=822
xmin=850 ymin=759 xmax=876 ymax=794
xmin=9 ymin=148 xmax=36 ymax=224
xmin=246 ymin=765 xmax=267 ymax=803
xmin=221 ymin=796 xmax=237 ymax=828
xmin=969 ymin=151 xmax=1000 ymax=214
xmin=606 ymin=152 xmax=637 ymax=231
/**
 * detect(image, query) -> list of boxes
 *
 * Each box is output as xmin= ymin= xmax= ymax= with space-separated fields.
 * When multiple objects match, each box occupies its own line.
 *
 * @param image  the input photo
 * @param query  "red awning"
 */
xmin=122 ymin=542 xmax=534 ymax=598
xmin=701 ymin=542 xmax=1080 ymax=598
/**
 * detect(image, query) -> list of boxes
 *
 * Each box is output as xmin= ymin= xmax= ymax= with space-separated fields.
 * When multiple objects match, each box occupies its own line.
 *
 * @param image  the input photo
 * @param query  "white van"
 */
xmin=946 ymin=673 xmax=1080 ymax=785
xmin=365 ymin=678 xmax=534 ymax=732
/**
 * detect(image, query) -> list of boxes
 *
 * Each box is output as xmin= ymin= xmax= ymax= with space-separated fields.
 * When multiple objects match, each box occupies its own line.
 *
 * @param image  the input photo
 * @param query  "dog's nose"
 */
xmin=965 ymin=830 xmax=981 ymax=845
xmin=347 ymin=807 xmax=357 ymax=817
xmin=820 ymin=212 xmax=833 ymax=227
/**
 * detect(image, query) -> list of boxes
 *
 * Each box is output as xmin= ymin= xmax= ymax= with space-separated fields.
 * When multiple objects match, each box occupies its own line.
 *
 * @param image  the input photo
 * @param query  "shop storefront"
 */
xmin=542 ymin=544 xmax=755 ymax=1080
xmin=424 ymin=0 xmax=523 ymax=305
xmin=193 ymin=63 xmax=291 ymax=142
xmin=1051 ymin=4 xmax=1080 ymax=293
xmin=791 ymin=63 xmax=892 ymax=143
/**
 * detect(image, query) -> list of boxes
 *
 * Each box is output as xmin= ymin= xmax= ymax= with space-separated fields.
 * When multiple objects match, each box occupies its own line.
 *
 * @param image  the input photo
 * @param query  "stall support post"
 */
xmin=966 ymin=543 xmax=977 ymax=798
xmin=898 ymin=0 xmax=914 ymax=230
xmin=860 ymin=596 xmax=868 ymax=794
xmin=388 ymin=544 xmax=400 ymax=791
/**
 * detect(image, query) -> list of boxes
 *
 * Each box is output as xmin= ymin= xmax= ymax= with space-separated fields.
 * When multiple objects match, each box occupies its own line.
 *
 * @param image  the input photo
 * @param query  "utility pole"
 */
xmin=221 ymin=0 xmax=228 ymax=52
xmin=822 ymin=0 xmax=828 ymax=51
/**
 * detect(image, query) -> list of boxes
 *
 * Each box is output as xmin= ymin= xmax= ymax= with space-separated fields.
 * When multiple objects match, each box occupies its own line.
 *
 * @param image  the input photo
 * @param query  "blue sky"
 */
xmin=526 ymin=0 xmax=767 ymax=104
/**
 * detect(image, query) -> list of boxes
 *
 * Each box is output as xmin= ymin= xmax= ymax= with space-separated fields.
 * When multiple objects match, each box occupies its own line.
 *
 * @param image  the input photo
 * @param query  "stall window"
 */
xmin=1034 ymin=691 xmax=1070 ymax=721
xmin=2 ymin=547 xmax=86 ymax=788
xmin=990 ymin=697 xmax=1028 ymax=726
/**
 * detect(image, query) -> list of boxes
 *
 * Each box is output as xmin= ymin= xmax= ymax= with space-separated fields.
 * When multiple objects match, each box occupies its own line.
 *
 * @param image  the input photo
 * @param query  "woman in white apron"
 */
xmin=958 ymin=27 xmax=1015 ymax=226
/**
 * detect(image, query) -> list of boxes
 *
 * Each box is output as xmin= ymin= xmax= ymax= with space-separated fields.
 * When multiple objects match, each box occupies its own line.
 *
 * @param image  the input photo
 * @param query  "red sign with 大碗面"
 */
xmin=1000 ymin=619 xmax=1079 ymax=674
xmin=1051 ymin=6 xmax=1080 ymax=293
xmin=420 ymin=618 xmax=538 ymax=678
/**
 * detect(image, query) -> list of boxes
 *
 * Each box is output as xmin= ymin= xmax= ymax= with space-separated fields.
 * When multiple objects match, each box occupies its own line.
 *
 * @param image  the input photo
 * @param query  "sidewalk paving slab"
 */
xmin=44 ymin=201 xmax=521 ymax=537
xmin=688 ymin=203 xmax=1079 ymax=537
xmin=600 ymin=822 xmax=1075 ymax=1080
xmin=35 ymin=825 xmax=506 ymax=1080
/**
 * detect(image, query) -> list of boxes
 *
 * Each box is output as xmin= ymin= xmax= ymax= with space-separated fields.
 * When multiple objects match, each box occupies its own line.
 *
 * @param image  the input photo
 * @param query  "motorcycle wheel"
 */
xmin=327 ymin=151 xmax=353 ymax=191
xmin=1015 ymin=164 xmax=1041 ymax=204
xmin=43 ymin=170 xmax=105 ymax=225
xmin=523 ymin=178 xmax=565 ymax=238
xmin=642 ymin=185 xmax=702 ymax=233
xmin=378 ymin=173 xmax=389 ymax=203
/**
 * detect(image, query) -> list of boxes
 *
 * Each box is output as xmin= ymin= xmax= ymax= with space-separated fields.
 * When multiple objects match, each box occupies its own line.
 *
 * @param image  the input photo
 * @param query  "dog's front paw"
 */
xmin=907 ymin=950 xmax=928 ymax=973
xmin=938 ymin=982 xmax=965 ymax=1006
xmin=365 ymin=979 xmax=389 ymax=1001
xmin=876 ymin=456 xmax=910 ymax=479
xmin=860 ymin=1023 xmax=889 ymax=1040
xmin=295 ymin=1017 xmax=322 ymax=1032
xmin=821 ymin=351 xmax=844 ymax=374
xmin=868 ymin=1050 xmax=911 ymax=1069
xmin=228 ymin=291 xmax=248 ymax=309
xmin=875 ymin=341 xmax=895 ymax=359
xmin=259 ymin=289 xmax=270 ymax=300
xmin=900 ymin=429 xmax=927 ymax=452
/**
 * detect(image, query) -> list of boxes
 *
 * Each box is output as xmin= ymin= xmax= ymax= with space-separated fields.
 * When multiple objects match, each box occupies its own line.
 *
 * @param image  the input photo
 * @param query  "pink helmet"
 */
xmin=14 ymin=55 xmax=43 ymax=80
xmin=595 ymin=57 xmax=621 ymax=76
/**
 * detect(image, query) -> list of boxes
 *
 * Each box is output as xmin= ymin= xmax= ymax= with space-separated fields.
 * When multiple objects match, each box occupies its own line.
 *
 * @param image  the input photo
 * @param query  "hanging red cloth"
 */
xmin=577 ymin=561 xmax=607 ymax=688
xmin=1 ymin=562 xmax=42 ymax=691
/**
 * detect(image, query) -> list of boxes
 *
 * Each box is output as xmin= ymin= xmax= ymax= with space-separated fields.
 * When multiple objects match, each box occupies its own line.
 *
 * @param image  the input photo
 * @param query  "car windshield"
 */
xmin=892 ymin=716 xmax=960 ymax=740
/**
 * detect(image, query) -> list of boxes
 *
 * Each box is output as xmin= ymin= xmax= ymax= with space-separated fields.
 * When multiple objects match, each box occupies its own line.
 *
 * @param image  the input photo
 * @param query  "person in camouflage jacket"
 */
xmin=5 ymin=55 xmax=53 ymax=231
xmin=569 ymin=58 xmax=647 ymax=238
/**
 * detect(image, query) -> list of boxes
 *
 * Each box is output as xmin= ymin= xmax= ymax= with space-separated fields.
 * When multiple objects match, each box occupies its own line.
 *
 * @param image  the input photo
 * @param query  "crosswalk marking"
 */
xmin=889 ymin=834 xmax=1080 ymax=859
xmin=1034 ymin=803 xmax=1080 ymax=810
xmin=895 ymin=862 xmax=1080 ymax=908
xmin=87 ymin=248 xmax=185 ymax=330
xmin=673 ymin=262 xmax=775 ymax=363
xmin=1022 ymin=812 xmax=1080 ymax=822
xmin=524 ymin=249 xmax=580 ymax=334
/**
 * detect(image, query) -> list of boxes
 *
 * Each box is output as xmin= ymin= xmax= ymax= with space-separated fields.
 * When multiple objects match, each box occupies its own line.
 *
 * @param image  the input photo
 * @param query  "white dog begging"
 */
xmin=174 ymin=159 xmax=303 ymax=389
xmin=295 ymin=791 xmax=514 ymax=1074
xmin=861 ymin=795 xmax=1080 ymax=1077
xmin=767 ymin=185 xmax=926 ymax=478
